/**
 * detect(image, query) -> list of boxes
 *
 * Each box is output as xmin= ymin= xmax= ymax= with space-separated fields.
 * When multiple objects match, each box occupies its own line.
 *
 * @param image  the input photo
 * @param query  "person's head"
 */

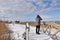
xmin=37 ymin=15 xmax=40 ymax=18
xmin=36 ymin=15 xmax=42 ymax=20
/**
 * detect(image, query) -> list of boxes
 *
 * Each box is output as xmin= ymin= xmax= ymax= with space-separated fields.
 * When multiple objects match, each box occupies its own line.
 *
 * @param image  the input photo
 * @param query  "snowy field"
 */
xmin=6 ymin=23 xmax=60 ymax=40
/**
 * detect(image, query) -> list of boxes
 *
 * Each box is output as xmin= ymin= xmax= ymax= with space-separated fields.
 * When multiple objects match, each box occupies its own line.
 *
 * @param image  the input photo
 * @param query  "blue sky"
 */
xmin=43 ymin=10 xmax=60 ymax=21
xmin=0 ymin=0 xmax=60 ymax=22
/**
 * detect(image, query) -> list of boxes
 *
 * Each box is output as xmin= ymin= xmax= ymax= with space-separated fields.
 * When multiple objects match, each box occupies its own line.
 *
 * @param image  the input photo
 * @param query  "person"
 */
xmin=36 ymin=15 xmax=42 ymax=34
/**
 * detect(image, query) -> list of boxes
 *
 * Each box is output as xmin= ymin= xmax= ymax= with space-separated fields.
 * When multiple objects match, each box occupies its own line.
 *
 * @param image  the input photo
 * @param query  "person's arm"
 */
xmin=40 ymin=17 xmax=42 ymax=20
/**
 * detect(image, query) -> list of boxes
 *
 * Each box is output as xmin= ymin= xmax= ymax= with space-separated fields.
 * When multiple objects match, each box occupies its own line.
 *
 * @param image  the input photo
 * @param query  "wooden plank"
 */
xmin=45 ymin=22 xmax=60 ymax=31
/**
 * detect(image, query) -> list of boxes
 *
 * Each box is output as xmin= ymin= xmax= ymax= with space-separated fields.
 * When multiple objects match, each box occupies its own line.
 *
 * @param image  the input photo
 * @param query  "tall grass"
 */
xmin=0 ymin=22 xmax=11 ymax=40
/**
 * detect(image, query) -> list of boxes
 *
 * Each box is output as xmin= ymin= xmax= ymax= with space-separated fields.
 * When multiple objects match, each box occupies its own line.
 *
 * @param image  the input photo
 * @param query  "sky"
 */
xmin=0 ymin=0 xmax=60 ymax=22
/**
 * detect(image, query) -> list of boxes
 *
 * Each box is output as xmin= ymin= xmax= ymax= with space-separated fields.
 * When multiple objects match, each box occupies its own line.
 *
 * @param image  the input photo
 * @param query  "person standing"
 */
xmin=36 ymin=15 xmax=42 ymax=34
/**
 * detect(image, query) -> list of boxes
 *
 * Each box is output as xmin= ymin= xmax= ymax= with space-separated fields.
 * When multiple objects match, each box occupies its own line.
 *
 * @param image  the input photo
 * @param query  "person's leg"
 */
xmin=37 ymin=26 xmax=40 ymax=34
xmin=36 ymin=26 xmax=38 ymax=33
xmin=38 ymin=28 xmax=40 ymax=33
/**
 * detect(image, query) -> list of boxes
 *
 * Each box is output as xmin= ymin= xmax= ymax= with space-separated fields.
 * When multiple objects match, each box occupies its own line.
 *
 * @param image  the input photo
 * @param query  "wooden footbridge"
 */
xmin=40 ymin=22 xmax=60 ymax=40
xmin=41 ymin=22 xmax=60 ymax=34
xmin=0 ymin=22 xmax=60 ymax=40
xmin=23 ymin=22 xmax=60 ymax=40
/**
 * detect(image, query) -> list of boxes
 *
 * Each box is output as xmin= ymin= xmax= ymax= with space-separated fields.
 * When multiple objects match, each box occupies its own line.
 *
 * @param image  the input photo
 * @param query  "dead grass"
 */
xmin=19 ymin=22 xmax=43 ymax=26
xmin=0 ymin=22 xmax=11 ymax=40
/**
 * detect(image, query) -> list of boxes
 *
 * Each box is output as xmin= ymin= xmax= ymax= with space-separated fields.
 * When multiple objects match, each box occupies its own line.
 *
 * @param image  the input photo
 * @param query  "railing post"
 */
xmin=26 ymin=23 xmax=30 ymax=40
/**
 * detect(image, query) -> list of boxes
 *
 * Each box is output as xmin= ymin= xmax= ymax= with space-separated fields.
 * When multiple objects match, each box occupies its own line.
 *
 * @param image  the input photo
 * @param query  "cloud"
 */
xmin=37 ymin=7 xmax=60 ymax=15
xmin=26 ymin=0 xmax=60 ymax=14
xmin=40 ymin=15 xmax=58 ymax=21
xmin=40 ymin=15 xmax=56 ymax=19
xmin=0 ymin=0 xmax=60 ymax=14
xmin=0 ymin=15 xmax=27 ymax=21
xmin=0 ymin=0 xmax=36 ymax=14
xmin=0 ymin=0 xmax=60 ymax=21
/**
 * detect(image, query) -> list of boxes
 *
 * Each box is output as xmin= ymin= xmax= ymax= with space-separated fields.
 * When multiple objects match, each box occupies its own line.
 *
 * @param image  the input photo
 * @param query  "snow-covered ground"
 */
xmin=6 ymin=23 xmax=60 ymax=40
xmin=7 ymin=23 xmax=26 ymax=40
xmin=29 ymin=26 xmax=52 ymax=40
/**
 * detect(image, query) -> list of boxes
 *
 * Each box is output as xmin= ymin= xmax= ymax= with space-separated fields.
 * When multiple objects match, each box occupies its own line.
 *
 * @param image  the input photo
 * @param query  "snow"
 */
xmin=50 ymin=28 xmax=58 ymax=35
xmin=56 ymin=32 xmax=60 ymax=40
xmin=7 ymin=23 xmax=26 ymax=35
xmin=7 ymin=23 xmax=26 ymax=40
xmin=29 ymin=26 xmax=52 ymax=40
xmin=6 ymin=23 xmax=60 ymax=40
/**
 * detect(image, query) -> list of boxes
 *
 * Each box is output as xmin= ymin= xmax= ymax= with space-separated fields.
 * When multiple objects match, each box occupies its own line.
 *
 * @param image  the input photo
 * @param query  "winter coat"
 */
xmin=36 ymin=15 xmax=42 ymax=26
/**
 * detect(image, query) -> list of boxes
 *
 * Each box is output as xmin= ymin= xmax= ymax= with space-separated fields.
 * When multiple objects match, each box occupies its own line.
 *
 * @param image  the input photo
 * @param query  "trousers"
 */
xmin=36 ymin=25 xmax=40 ymax=33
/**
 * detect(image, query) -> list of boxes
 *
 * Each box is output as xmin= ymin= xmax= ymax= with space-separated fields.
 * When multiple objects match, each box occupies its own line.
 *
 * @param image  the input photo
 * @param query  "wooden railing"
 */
xmin=40 ymin=22 xmax=60 ymax=40
xmin=45 ymin=22 xmax=60 ymax=30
